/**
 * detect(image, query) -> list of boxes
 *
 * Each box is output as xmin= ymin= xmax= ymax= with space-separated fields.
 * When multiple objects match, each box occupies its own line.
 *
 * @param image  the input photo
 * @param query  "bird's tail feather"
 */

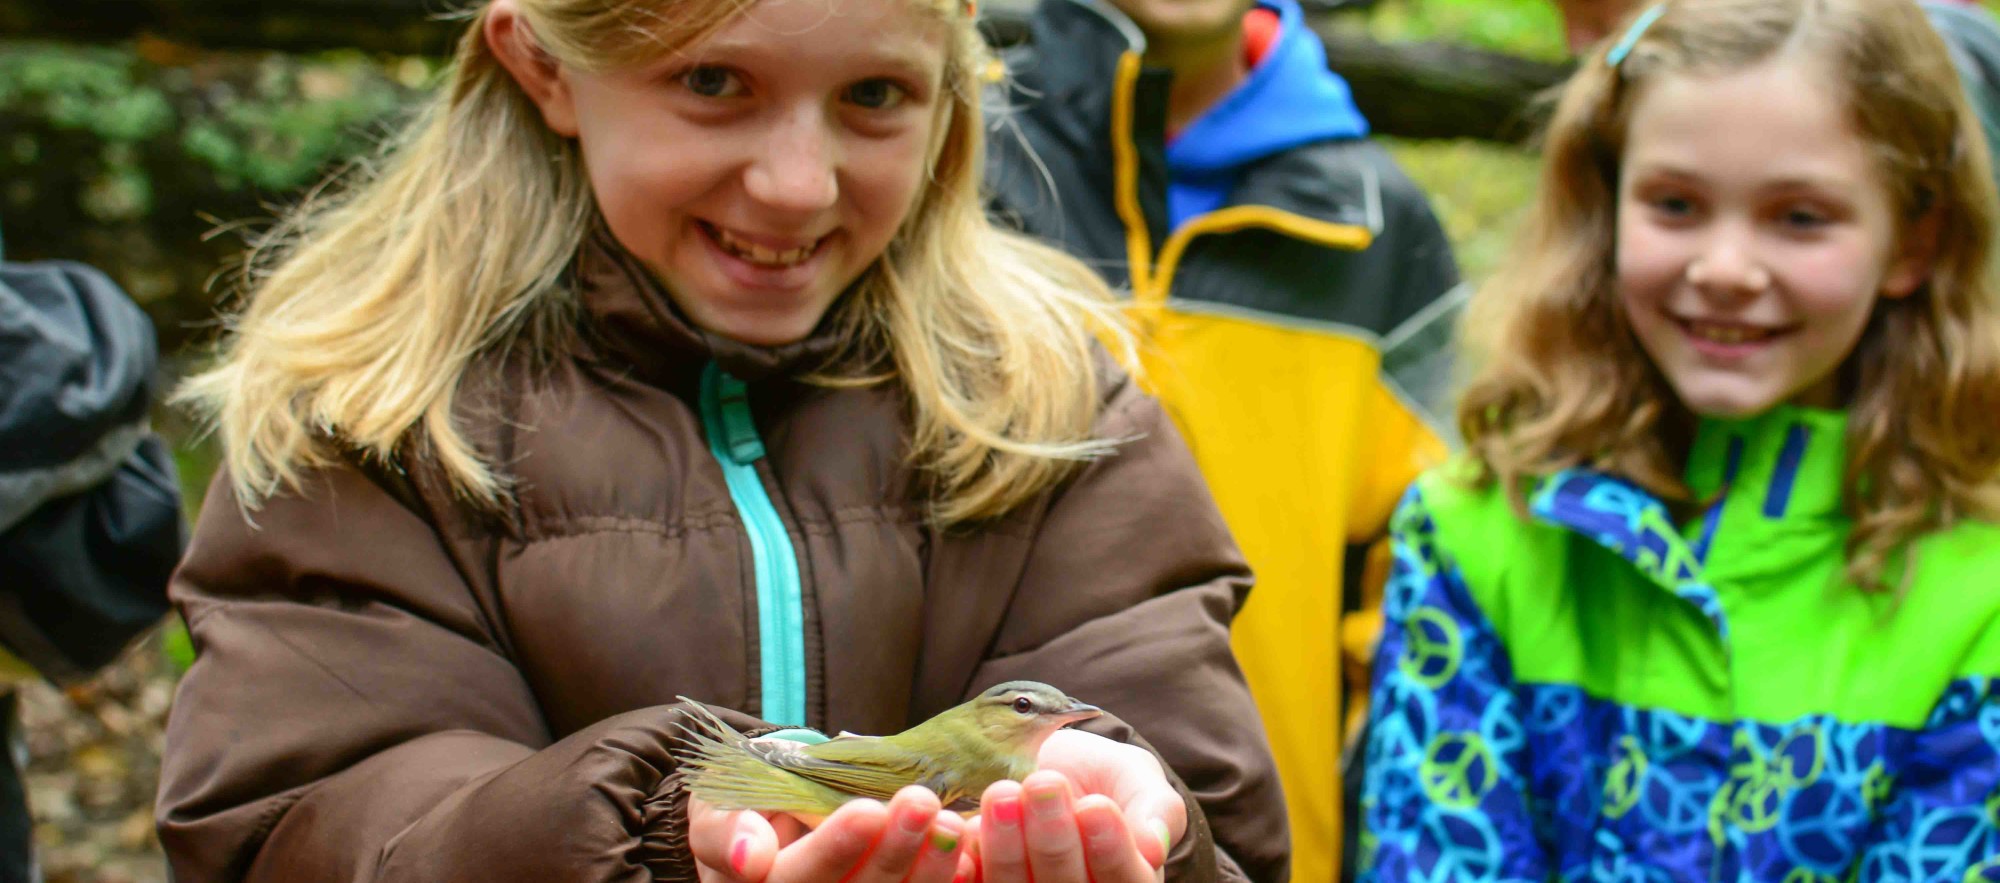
xmin=671 ymin=698 xmax=847 ymax=817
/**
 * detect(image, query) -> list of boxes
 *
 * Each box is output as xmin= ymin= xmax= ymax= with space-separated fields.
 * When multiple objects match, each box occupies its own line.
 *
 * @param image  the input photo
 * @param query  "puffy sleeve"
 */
xmin=156 ymin=465 xmax=766 ymax=882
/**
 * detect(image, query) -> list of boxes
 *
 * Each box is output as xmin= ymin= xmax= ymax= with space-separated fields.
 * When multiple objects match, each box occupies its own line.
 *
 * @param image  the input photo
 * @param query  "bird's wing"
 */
xmin=672 ymin=698 xmax=852 ymax=816
xmin=751 ymin=735 xmax=930 ymax=801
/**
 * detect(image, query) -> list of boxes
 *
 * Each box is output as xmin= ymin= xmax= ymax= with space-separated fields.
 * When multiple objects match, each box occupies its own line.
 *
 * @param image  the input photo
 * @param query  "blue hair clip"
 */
xmin=1606 ymin=3 xmax=1666 ymax=67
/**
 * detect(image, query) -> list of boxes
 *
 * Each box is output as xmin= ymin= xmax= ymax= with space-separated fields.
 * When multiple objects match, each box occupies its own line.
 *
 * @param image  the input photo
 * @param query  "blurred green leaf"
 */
xmin=161 ymin=616 xmax=195 ymax=674
xmin=1359 ymin=0 xmax=1570 ymax=61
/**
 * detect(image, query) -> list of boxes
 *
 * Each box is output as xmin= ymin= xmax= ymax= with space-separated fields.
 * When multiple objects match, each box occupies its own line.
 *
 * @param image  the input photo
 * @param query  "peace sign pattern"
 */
xmin=1360 ymin=485 xmax=2000 ymax=883
xmin=1531 ymin=469 xmax=1730 ymax=641
xmin=1362 ymin=488 xmax=1550 ymax=882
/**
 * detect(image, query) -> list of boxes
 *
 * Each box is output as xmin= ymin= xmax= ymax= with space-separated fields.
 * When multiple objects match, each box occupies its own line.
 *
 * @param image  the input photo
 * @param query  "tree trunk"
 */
xmin=1315 ymin=25 xmax=1570 ymax=143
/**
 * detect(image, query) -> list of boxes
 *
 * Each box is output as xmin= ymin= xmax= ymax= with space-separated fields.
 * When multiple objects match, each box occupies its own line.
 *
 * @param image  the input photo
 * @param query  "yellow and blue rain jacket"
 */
xmin=1361 ymin=405 xmax=2000 ymax=881
xmin=986 ymin=1 xmax=1464 ymax=876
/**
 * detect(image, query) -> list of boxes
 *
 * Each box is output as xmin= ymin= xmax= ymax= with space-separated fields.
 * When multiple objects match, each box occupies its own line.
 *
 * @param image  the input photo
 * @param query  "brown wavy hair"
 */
xmin=1459 ymin=0 xmax=2000 ymax=590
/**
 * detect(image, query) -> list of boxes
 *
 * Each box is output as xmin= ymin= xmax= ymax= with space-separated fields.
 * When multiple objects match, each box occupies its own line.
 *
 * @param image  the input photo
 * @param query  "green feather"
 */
xmin=674 ymin=701 xmax=856 ymax=816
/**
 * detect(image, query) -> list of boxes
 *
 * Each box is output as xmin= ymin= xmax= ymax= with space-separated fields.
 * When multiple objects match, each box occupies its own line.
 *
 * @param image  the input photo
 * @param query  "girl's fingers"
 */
xmin=769 ymin=799 xmax=889 ymax=883
xmin=846 ymin=787 xmax=945 ymax=883
xmin=771 ymin=813 xmax=813 ymax=846
xmin=1119 ymin=790 xmax=1185 ymax=868
xmin=954 ymin=828 xmax=983 ymax=883
xmin=1074 ymin=795 xmax=1156 ymax=883
xmin=1020 ymin=771 xmax=1089 ymax=883
xmin=905 ymin=811 xmax=969 ymax=883
xmin=976 ymin=780 xmax=1031 ymax=883
xmin=689 ymin=797 xmax=779 ymax=883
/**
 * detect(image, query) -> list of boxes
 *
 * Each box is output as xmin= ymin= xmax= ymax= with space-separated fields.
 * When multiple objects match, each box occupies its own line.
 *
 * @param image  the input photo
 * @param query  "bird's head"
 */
xmin=967 ymin=681 xmax=1103 ymax=755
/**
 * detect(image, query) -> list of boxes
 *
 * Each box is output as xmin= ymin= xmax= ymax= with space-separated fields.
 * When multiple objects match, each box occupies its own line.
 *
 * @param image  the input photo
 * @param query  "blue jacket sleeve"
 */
xmin=1357 ymin=485 xmax=1548 ymax=883
xmin=1854 ymin=678 xmax=2000 ymax=878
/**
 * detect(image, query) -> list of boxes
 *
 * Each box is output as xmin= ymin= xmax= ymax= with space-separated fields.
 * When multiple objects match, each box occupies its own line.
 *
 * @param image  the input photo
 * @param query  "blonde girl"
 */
xmin=1358 ymin=0 xmax=2000 ymax=877
xmin=154 ymin=0 xmax=1288 ymax=877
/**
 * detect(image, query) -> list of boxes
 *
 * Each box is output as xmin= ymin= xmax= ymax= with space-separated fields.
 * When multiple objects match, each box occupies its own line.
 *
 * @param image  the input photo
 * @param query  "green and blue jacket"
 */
xmin=1359 ymin=405 xmax=2000 ymax=881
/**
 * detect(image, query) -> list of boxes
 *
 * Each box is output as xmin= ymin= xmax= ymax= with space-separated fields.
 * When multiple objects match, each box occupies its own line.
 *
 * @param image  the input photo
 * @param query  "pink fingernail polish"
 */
xmin=989 ymin=797 xmax=1022 ymax=826
xmin=730 ymin=836 xmax=750 ymax=875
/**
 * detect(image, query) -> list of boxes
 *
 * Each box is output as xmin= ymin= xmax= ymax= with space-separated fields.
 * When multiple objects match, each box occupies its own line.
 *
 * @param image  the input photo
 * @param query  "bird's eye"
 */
xmin=1012 ymin=696 xmax=1034 ymax=714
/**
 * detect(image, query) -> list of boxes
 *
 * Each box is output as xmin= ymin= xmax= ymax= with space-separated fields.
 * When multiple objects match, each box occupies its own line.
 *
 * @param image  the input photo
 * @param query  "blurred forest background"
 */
xmin=6 ymin=0 xmax=1551 ymax=876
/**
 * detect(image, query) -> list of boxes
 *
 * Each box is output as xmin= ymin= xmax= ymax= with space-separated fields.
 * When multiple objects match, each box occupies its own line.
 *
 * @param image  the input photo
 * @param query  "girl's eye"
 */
xmin=680 ymin=66 xmax=745 ymax=98
xmin=1652 ymin=195 xmax=1695 ymax=217
xmin=844 ymin=79 xmax=909 ymax=110
xmin=1782 ymin=206 xmax=1831 ymax=228
xmin=1012 ymin=696 xmax=1033 ymax=714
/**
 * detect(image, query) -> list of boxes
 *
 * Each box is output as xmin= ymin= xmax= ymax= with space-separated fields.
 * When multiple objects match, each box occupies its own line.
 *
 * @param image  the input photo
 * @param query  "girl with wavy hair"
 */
xmin=1358 ymin=0 xmax=2000 ymax=877
xmin=153 ymin=0 xmax=1288 ymax=877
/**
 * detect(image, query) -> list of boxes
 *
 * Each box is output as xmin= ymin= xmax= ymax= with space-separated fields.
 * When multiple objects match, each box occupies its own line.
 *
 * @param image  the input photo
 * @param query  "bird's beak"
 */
xmin=1054 ymin=701 xmax=1103 ymax=726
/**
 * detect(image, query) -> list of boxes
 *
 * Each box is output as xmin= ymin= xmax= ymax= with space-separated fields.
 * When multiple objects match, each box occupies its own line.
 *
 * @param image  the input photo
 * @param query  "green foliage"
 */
xmin=1383 ymin=137 xmax=1540 ymax=286
xmin=178 ymin=53 xmax=412 ymax=192
xmin=0 ymin=43 xmax=175 ymax=219
xmin=1360 ymin=0 xmax=1569 ymax=61
xmin=162 ymin=615 xmax=196 ymax=673
xmin=0 ymin=43 xmax=174 ymax=142
xmin=170 ymin=434 xmax=221 ymax=523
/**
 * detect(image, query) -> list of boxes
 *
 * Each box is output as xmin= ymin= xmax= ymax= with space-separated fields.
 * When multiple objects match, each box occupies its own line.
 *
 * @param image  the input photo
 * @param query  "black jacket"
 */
xmin=0 ymin=260 xmax=183 ymax=682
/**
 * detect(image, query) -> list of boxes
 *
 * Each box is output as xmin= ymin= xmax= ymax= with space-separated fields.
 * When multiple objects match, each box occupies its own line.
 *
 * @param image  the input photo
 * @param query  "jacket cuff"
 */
xmin=641 ymin=770 xmax=698 ymax=883
xmin=639 ymin=719 xmax=793 ymax=881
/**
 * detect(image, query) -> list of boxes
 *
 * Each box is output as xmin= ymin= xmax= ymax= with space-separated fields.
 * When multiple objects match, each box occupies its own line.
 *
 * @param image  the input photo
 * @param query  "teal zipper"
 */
xmin=699 ymin=363 xmax=806 ymax=727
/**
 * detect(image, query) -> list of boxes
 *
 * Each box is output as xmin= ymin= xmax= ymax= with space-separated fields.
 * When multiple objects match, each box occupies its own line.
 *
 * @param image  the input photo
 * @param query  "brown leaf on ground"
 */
xmin=17 ymin=632 xmax=174 ymax=883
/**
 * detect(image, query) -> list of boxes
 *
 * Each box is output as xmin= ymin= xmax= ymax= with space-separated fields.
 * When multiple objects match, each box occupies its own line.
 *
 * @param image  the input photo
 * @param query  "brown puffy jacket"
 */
xmin=155 ymin=236 xmax=1289 ymax=881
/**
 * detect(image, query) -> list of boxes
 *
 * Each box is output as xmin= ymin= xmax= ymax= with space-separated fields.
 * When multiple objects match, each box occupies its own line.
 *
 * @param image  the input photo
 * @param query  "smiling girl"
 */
xmin=152 ymin=0 xmax=1287 ymax=878
xmin=1357 ymin=0 xmax=2000 ymax=878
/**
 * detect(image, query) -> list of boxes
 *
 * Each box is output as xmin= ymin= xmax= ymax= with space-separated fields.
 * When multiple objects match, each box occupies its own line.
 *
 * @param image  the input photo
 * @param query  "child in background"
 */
xmin=152 ymin=0 xmax=1288 ymax=877
xmin=1359 ymin=0 xmax=2000 ymax=877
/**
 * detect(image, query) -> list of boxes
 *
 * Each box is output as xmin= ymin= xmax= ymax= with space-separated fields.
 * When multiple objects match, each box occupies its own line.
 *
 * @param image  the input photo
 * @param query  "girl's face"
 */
xmin=528 ymin=0 xmax=949 ymax=346
xmin=1616 ymin=56 xmax=1931 ymax=418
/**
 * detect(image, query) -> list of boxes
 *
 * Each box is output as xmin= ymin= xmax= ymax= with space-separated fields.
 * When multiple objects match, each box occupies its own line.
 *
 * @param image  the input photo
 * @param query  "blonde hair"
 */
xmin=178 ymin=0 xmax=1133 ymax=525
xmin=1459 ymin=0 xmax=2000 ymax=590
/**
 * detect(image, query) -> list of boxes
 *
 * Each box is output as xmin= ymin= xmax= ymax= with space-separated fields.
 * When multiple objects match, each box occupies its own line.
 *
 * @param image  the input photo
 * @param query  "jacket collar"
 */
xmin=1527 ymin=406 xmax=1851 ymax=644
xmin=573 ymin=227 xmax=846 ymax=386
xmin=1011 ymin=0 xmax=1377 ymax=243
xmin=1023 ymin=0 xmax=1151 ymax=100
xmin=1683 ymin=405 xmax=1847 ymax=523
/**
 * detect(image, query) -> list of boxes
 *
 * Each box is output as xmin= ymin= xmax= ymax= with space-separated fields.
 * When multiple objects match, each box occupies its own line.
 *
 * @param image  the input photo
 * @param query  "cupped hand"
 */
xmin=690 ymin=785 xmax=969 ymax=883
xmin=964 ymin=729 xmax=1188 ymax=883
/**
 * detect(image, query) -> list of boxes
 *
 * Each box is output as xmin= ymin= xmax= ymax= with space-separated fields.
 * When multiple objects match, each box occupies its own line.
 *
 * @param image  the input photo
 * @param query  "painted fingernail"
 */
xmin=901 ymin=804 xmax=932 ymax=833
xmin=931 ymin=829 xmax=961 ymax=853
xmin=989 ymin=797 xmax=1022 ymax=827
xmin=1028 ymin=787 xmax=1065 ymax=818
xmin=1147 ymin=819 xmax=1171 ymax=859
xmin=730 ymin=836 xmax=750 ymax=875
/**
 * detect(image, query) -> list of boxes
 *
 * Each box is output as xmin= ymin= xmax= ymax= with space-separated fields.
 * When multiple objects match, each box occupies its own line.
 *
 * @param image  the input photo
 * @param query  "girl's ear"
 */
xmin=1883 ymin=205 xmax=1943 ymax=299
xmin=485 ymin=0 xmax=579 ymax=137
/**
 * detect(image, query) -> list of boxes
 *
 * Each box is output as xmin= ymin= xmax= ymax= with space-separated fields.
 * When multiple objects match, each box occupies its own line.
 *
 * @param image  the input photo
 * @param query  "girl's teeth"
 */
xmin=1689 ymin=322 xmax=1771 ymax=344
xmin=715 ymin=227 xmax=816 ymax=267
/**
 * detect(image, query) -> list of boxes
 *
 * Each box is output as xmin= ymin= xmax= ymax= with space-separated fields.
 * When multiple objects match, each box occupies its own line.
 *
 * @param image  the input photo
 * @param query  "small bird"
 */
xmin=677 ymin=681 xmax=1103 ymax=817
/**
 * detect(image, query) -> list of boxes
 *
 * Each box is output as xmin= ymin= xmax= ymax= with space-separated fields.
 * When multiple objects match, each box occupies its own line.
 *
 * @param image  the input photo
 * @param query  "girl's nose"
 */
xmin=1685 ymin=238 xmax=1772 ymax=299
xmin=743 ymin=107 xmax=840 ymax=215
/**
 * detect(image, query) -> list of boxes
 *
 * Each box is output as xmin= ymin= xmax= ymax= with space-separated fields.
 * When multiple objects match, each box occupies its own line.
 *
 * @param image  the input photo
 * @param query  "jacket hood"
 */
xmin=1166 ymin=0 xmax=1368 ymax=178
